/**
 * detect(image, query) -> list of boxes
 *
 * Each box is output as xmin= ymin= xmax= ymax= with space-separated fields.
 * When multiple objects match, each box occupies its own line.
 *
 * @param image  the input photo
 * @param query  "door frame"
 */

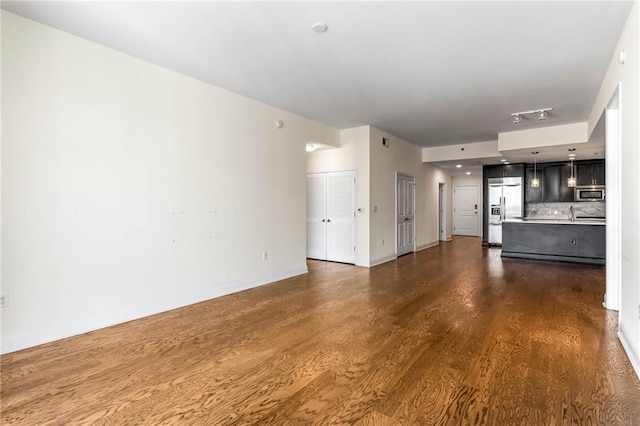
xmin=439 ymin=183 xmax=448 ymax=241
xmin=605 ymin=83 xmax=621 ymax=312
xmin=453 ymin=184 xmax=480 ymax=236
xmin=395 ymin=173 xmax=416 ymax=256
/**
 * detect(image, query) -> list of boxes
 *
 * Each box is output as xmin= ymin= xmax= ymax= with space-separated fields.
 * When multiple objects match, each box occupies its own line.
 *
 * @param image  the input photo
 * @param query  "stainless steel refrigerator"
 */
xmin=488 ymin=177 xmax=522 ymax=245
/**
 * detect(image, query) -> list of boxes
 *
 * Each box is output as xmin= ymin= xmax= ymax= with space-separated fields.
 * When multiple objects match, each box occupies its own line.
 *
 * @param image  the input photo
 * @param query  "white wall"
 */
xmin=306 ymin=126 xmax=370 ymax=266
xmin=307 ymin=126 xmax=451 ymax=267
xmin=588 ymin=2 xmax=640 ymax=376
xmin=1 ymin=12 xmax=315 ymax=353
xmin=306 ymin=120 xmax=341 ymax=148
xmin=369 ymin=127 xmax=450 ymax=265
xmin=452 ymin=174 xmax=483 ymax=238
xmin=498 ymin=122 xmax=588 ymax=151
xmin=422 ymin=140 xmax=500 ymax=162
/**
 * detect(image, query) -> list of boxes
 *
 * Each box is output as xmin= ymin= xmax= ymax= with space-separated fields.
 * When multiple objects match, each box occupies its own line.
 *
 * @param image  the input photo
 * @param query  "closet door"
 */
xmin=326 ymin=172 xmax=355 ymax=263
xmin=306 ymin=173 xmax=327 ymax=260
xmin=397 ymin=174 xmax=415 ymax=256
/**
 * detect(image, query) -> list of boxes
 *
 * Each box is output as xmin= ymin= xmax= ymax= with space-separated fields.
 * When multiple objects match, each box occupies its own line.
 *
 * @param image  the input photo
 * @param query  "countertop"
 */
xmin=504 ymin=219 xmax=606 ymax=226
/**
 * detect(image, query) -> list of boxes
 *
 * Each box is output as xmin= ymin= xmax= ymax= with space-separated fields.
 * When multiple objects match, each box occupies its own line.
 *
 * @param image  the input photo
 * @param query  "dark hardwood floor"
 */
xmin=2 ymin=237 xmax=639 ymax=425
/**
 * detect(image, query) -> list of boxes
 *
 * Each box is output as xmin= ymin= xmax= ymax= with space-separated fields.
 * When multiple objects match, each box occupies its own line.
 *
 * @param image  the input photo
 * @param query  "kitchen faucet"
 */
xmin=569 ymin=206 xmax=575 ymax=222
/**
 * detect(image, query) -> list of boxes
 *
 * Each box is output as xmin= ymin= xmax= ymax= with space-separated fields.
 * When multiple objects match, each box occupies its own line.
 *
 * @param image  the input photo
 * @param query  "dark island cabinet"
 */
xmin=576 ymin=160 xmax=605 ymax=186
xmin=502 ymin=222 xmax=605 ymax=265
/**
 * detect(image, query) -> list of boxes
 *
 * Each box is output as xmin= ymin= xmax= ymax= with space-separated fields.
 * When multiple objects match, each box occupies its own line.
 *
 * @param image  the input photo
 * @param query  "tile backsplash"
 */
xmin=525 ymin=202 xmax=605 ymax=220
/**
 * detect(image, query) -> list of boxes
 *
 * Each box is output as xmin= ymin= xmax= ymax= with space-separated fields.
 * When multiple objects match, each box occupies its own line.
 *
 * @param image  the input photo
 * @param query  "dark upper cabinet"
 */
xmin=532 ymin=163 xmax=575 ymax=203
xmin=593 ymin=162 xmax=605 ymax=185
xmin=543 ymin=166 xmax=561 ymax=202
xmin=525 ymin=165 xmax=543 ymax=203
xmin=576 ymin=160 xmax=605 ymax=186
xmin=559 ymin=164 xmax=575 ymax=202
xmin=484 ymin=165 xmax=504 ymax=179
xmin=484 ymin=164 xmax=523 ymax=179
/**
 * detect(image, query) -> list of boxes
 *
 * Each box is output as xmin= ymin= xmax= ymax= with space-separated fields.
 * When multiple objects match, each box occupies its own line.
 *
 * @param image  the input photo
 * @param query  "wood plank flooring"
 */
xmin=2 ymin=237 xmax=640 ymax=425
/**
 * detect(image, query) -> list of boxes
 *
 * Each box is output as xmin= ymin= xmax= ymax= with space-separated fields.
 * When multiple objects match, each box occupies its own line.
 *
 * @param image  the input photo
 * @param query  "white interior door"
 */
xmin=453 ymin=185 xmax=479 ymax=236
xmin=307 ymin=174 xmax=327 ymax=260
xmin=307 ymin=171 xmax=355 ymax=264
xmin=326 ymin=172 xmax=355 ymax=263
xmin=397 ymin=174 xmax=415 ymax=256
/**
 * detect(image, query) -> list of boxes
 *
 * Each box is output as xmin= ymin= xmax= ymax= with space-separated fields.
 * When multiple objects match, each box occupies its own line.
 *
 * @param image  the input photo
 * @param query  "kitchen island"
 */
xmin=501 ymin=220 xmax=605 ymax=265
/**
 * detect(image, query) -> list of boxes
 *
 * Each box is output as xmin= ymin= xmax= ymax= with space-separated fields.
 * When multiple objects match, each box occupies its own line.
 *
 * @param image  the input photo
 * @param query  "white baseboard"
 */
xmin=0 ymin=267 xmax=308 ymax=355
xmin=370 ymin=254 xmax=397 ymax=267
xmin=618 ymin=322 xmax=640 ymax=380
xmin=417 ymin=240 xmax=439 ymax=251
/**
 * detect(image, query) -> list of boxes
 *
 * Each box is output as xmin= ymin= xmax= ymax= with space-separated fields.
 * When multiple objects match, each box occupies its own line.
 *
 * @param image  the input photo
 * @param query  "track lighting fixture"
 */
xmin=510 ymin=108 xmax=552 ymax=124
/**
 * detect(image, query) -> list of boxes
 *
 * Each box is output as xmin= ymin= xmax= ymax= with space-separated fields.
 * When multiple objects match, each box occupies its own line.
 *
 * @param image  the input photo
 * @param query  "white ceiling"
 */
xmin=2 ymin=1 xmax=633 ymax=151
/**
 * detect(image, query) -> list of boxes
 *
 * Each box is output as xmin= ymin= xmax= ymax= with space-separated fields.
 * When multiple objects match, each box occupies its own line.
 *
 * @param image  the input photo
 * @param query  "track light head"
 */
xmin=511 ymin=107 xmax=552 ymax=124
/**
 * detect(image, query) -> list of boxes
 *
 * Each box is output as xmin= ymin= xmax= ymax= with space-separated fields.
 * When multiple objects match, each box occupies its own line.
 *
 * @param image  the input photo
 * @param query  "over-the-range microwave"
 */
xmin=576 ymin=186 xmax=605 ymax=201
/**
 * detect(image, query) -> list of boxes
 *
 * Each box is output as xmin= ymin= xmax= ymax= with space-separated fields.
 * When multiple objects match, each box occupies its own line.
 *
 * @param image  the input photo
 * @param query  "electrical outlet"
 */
xmin=0 ymin=294 xmax=8 ymax=308
xmin=263 ymin=251 xmax=268 ymax=261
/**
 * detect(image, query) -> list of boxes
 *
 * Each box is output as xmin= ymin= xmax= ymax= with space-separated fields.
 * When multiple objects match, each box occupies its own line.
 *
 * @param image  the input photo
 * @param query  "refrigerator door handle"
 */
xmin=501 ymin=197 xmax=506 ymax=221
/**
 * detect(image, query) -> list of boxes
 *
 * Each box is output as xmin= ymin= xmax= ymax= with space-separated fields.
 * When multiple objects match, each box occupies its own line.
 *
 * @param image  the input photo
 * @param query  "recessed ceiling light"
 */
xmin=466 ymin=172 xmax=471 ymax=175
xmin=504 ymin=162 xmax=510 ymax=165
xmin=456 ymin=164 xmax=462 ymax=168
xmin=569 ymin=153 xmax=576 ymax=157
xmin=311 ymin=22 xmax=328 ymax=33
xmin=501 ymin=159 xmax=507 ymax=162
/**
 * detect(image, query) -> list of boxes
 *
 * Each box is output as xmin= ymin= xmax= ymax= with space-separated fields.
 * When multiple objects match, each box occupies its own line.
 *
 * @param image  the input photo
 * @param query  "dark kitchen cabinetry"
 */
xmin=543 ymin=166 xmax=561 ymax=202
xmin=484 ymin=164 xmax=522 ymax=178
xmin=502 ymin=222 xmax=605 ymax=265
xmin=576 ymin=160 xmax=605 ymax=186
xmin=525 ymin=165 xmax=543 ymax=203
xmin=559 ymin=165 xmax=575 ymax=201
xmin=524 ymin=162 xmax=575 ymax=203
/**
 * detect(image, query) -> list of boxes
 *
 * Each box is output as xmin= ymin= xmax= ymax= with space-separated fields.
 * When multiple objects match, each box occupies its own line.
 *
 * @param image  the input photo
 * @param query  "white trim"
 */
xmin=439 ymin=183 xmax=448 ymax=241
xmin=370 ymin=254 xmax=398 ymax=267
xmin=416 ymin=240 xmax=439 ymax=251
xmin=0 ymin=267 xmax=308 ymax=355
xmin=619 ymin=323 xmax=640 ymax=380
xmin=604 ymin=83 xmax=622 ymax=312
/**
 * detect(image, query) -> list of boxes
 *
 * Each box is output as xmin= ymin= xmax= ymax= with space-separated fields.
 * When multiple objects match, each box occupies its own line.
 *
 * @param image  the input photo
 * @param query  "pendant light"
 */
xmin=531 ymin=152 xmax=540 ymax=188
xmin=567 ymin=159 xmax=577 ymax=187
